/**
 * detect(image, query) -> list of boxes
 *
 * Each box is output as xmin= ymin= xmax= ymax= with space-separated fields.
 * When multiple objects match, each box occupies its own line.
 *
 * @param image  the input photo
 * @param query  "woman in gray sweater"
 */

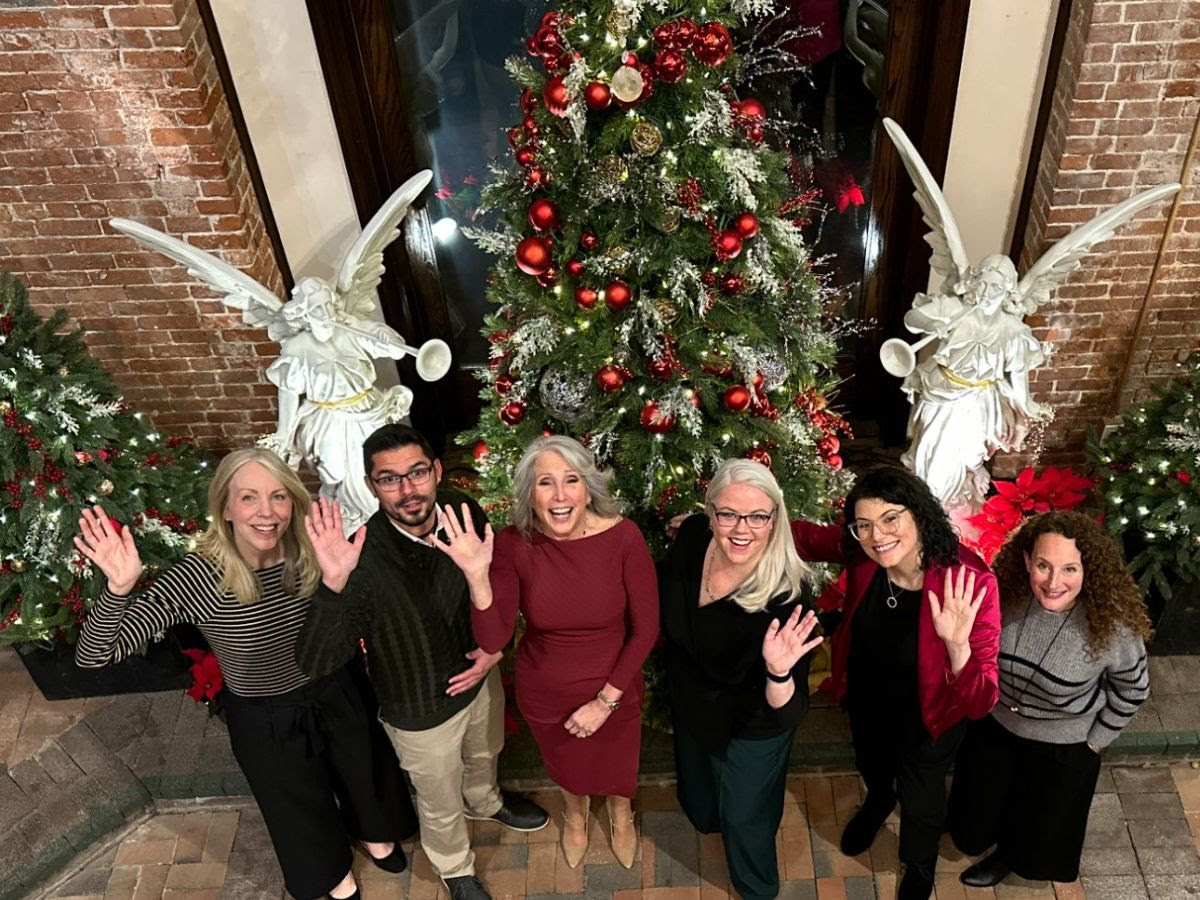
xmin=948 ymin=511 xmax=1151 ymax=887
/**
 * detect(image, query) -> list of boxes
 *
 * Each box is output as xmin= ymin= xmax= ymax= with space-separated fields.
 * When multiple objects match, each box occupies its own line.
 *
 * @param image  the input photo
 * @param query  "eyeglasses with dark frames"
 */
xmin=369 ymin=465 xmax=434 ymax=491
xmin=710 ymin=509 xmax=775 ymax=530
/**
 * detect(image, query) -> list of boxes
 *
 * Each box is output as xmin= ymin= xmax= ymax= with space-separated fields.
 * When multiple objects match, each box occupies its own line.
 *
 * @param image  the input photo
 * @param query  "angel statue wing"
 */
xmin=882 ymin=117 xmax=972 ymax=291
xmin=109 ymin=218 xmax=294 ymax=341
xmin=1013 ymin=182 xmax=1181 ymax=315
xmin=336 ymin=169 xmax=434 ymax=321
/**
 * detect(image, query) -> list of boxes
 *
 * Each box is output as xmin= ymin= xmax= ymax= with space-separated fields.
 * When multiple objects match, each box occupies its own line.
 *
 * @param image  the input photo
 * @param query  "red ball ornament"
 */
xmin=543 ymin=75 xmax=570 ymax=117
xmin=713 ymin=229 xmax=743 ymax=261
xmin=471 ymin=440 xmax=490 ymax=461
xmin=494 ymin=373 xmax=515 ymax=396
xmin=655 ymin=49 xmax=687 ymax=84
xmin=499 ymin=401 xmax=526 ymax=426
xmin=520 ymin=89 xmax=539 ymax=114
xmin=640 ymin=401 xmax=677 ymax=434
xmin=574 ymin=286 xmax=598 ymax=310
xmin=604 ymin=280 xmax=633 ymax=311
xmin=723 ymin=384 xmax=752 ymax=413
xmin=700 ymin=270 xmax=718 ymax=287
xmin=528 ymin=198 xmax=560 ymax=232
xmin=719 ymin=273 xmax=744 ymax=295
xmin=536 ymin=265 xmax=559 ymax=288
xmin=526 ymin=165 xmax=550 ymax=188
xmin=596 ymin=364 xmax=626 ymax=393
xmin=584 ymin=81 xmax=612 ymax=110
xmin=566 ymin=259 xmax=585 ymax=277
xmin=675 ymin=19 xmax=699 ymax=48
xmin=733 ymin=212 xmax=759 ymax=239
xmin=745 ymin=123 xmax=765 ymax=144
xmin=1177 ymin=470 xmax=1192 ymax=484
xmin=579 ymin=229 xmax=599 ymax=252
xmin=653 ymin=21 xmax=680 ymax=49
xmin=818 ymin=435 xmax=840 ymax=455
xmin=826 ymin=454 xmax=843 ymax=471
xmin=515 ymin=236 xmax=553 ymax=275
xmin=736 ymin=97 xmax=767 ymax=120
xmin=521 ymin=115 xmax=539 ymax=136
xmin=694 ymin=22 xmax=733 ymax=67
xmin=515 ymin=147 xmax=537 ymax=167
xmin=745 ymin=447 xmax=773 ymax=468
xmin=647 ymin=357 xmax=675 ymax=381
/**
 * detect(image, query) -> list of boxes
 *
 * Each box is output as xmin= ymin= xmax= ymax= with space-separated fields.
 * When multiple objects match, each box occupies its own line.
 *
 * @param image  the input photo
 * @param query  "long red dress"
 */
xmin=472 ymin=518 xmax=659 ymax=797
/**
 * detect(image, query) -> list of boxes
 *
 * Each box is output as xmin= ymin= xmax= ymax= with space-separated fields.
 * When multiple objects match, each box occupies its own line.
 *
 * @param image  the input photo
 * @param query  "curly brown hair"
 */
xmin=994 ymin=511 xmax=1152 ymax=654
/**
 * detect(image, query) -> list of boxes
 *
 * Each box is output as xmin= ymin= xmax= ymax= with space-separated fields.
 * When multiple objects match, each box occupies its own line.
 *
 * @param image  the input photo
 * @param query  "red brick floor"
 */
xmin=40 ymin=765 xmax=1200 ymax=899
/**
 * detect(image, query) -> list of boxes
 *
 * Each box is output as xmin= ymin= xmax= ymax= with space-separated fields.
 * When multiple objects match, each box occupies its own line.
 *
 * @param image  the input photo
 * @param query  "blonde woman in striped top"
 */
xmin=75 ymin=448 xmax=414 ymax=900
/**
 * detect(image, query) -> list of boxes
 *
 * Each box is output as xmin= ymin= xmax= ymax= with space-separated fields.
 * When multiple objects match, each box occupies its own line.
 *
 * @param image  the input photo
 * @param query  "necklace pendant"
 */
xmin=885 ymin=596 xmax=898 ymax=610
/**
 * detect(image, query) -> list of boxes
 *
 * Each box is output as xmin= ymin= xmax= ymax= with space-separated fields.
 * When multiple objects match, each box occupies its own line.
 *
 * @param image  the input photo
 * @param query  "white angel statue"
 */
xmin=111 ymin=170 xmax=452 ymax=531
xmin=880 ymin=118 xmax=1178 ymax=512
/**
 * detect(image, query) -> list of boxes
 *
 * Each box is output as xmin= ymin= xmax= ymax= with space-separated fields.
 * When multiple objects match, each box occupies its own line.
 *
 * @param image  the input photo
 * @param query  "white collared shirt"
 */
xmin=389 ymin=506 xmax=444 ymax=546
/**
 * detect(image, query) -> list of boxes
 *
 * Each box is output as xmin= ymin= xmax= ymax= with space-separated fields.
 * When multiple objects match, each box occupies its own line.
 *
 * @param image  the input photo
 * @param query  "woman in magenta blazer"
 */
xmin=791 ymin=466 xmax=999 ymax=900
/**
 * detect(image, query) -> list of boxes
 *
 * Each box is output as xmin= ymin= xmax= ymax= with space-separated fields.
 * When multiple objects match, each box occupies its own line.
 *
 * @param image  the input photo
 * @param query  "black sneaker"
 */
xmin=442 ymin=875 xmax=491 ymax=900
xmin=839 ymin=795 xmax=896 ymax=856
xmin=465 ymin=792 xmax=550 ymax=832
xmin=959 ymin=850 xmax=1010 ymax=887
xmin=898 ymin=863 xmax=935 ymax=900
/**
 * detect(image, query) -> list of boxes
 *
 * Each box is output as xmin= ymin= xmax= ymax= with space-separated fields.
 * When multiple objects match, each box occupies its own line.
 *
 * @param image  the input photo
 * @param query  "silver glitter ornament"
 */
xmin=539 ymin=366 xmax=593 ymax=422
xmin=756 ymin=351 xmax=791 ymax=390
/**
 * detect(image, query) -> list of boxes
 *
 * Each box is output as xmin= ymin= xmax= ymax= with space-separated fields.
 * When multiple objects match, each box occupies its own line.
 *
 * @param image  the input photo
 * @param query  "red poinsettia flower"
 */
xmin=992 ymin=466 xmax=1046 ymax=512
xmin=1037 ymin=466 xmax=1094 ymax=510
xmin=434 ymin=185 xmax=454 ymax=200
xmin=835 ymin=176 xmax=864 ymax=213
xmin=182 ymin=649 xmax=223 ymax=704
xmin=815 ymin=570 xmax=847 ymax=612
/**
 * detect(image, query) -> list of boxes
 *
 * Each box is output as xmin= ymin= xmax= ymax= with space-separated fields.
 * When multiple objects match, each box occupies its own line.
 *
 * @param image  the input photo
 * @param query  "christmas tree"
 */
xmin=462 ymin=0 xmax=851 ymax=537
xmin=0 ymin=272 xmax=212 ymax=646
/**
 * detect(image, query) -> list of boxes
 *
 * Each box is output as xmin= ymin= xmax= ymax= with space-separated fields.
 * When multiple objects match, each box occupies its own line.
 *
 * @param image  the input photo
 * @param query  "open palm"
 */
xmin=928 ymin=565 xmax=985 ymax=649
xmin=304 ymin=497 xmax=366 ymax=588
xmin=74 ymin=505 xmax=142 ymax=595
xmin=762 ymin=606 xmax=823 ymax=676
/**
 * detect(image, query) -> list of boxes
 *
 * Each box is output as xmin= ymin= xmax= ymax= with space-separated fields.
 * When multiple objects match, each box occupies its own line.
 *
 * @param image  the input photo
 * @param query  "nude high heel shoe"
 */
xmin=561 ymin=809 xmax=589 ymax=869
xmin=608 ymin=810 xmax=637 ymax=869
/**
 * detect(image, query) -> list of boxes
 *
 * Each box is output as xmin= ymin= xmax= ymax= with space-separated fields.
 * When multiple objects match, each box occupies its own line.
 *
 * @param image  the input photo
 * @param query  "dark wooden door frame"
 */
xmin=307 ymin=0 xmax=977 ymax=446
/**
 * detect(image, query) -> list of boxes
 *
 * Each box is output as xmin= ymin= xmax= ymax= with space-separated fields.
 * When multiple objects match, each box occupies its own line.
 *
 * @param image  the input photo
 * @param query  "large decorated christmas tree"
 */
xmin=0 ymin=272 xmax=211 ymax=646
xmin=463 ymin=0 xmax=851 ymax=534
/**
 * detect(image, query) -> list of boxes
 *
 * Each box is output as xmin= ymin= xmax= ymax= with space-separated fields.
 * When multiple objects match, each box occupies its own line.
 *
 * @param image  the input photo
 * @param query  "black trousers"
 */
xmin=223 ymin=662 xmax=417 ymax=900
xmin=848 ymin=704 xmax=965 ymax=870
xmin=674 ymin=722 xmax=795 ymax=900
xmin=947 ymin=714 xmax=1101 ymax=882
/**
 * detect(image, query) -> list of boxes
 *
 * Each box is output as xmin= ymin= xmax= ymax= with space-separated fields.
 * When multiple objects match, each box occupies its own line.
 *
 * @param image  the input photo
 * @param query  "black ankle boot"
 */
xmin=960 ymin=850 xmax=1010 ymax=887
xmin=839 ymin=795 xmax=896 ymax=856
xmin=898 ymin=863 xmax=935 ymax=900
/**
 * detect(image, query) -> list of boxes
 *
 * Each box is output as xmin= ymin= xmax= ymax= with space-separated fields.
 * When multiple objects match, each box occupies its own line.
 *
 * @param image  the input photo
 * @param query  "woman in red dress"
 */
xmin=438 ymin=436 xmax=658 ymax=870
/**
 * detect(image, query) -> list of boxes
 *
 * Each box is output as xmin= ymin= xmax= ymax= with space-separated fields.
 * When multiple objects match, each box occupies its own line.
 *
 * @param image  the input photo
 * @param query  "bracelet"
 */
xmin=595 ymin=690 xmax=620 ymax=711
xmin=765 ymin=667 xmax=792 ymax=683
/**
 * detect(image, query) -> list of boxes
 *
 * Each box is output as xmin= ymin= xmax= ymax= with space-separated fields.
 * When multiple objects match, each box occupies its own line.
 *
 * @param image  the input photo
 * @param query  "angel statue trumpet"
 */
xmin=881 ymin=118 xmax=1179 ymax=513
xmin=111 ymin=170 xmax=450 ymax=531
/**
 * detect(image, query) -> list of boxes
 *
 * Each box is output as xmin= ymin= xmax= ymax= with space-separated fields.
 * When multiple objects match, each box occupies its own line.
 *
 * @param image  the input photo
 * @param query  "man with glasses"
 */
xmin=297 ymin=424 xmax=548 ymax=900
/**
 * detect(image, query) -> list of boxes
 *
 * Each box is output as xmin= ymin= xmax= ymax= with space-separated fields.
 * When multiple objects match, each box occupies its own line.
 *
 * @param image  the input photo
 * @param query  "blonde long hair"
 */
xmin=192 ymin=449 xmax=321 ymax=605
xmin=706 ymin=459 xmax=812 ymax=613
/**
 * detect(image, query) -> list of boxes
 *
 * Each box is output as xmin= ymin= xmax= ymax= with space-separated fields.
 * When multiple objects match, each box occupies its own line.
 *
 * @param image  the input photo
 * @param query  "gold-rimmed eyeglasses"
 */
xmin=846 ymin=507 xmax=910 ymax=541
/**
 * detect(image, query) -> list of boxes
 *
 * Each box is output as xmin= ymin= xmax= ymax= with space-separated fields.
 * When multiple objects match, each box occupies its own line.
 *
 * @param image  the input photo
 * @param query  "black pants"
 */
xmin=848 ymin=705 xmax=965 ymax=870
xmin=947 ymin=714 xmax=1101 ymax=882
xmin=674 ymin=722 xmax=795 ymax=900
xmin=224 ymin=662 xmax=417 ymax=900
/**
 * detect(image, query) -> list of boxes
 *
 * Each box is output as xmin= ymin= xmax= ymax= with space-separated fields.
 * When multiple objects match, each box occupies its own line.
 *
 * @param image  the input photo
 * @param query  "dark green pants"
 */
xmin=673 ymin=723 xmax=794 ymax=900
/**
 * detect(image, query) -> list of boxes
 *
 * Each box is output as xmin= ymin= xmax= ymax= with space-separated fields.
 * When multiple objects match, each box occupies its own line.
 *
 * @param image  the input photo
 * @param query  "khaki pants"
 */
xmin=382 ymin=669 xmax=505 ymax=878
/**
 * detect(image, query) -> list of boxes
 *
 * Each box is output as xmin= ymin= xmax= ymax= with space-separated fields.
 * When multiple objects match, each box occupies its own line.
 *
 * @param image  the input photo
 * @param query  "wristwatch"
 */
xmin=596 ymin=690 xmax=620 ymax=711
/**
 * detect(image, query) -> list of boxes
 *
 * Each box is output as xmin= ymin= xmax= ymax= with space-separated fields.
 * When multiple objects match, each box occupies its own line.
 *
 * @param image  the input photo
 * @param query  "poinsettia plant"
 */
xmin=965 ymin=466 xmax=1095 ymax=563
xmin=182 ymin=648 xmax=223 ymax=714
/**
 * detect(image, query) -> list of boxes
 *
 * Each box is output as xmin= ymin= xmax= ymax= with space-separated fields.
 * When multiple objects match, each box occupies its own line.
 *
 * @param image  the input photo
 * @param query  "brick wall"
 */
xmin=1000 ymin=0 xmax=1200 ymax=473
xmin=0 ymin=0 xmax=283 ymax=453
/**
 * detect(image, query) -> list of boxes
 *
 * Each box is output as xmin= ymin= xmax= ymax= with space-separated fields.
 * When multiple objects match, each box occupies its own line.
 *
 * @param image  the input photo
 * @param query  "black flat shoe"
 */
xmin=839 ymin=795 xmax=896 ymax=856
xmin=328 ymin=890 xmax=359 ymax=900
xmin=960 ymin=851 xmax=1010 ymax=887
xmin=360 ymin=842 xmax=408 ymax=873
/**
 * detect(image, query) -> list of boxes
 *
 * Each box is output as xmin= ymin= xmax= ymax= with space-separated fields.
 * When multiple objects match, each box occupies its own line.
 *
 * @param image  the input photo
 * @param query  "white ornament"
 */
xmin=879 ymin=118 xmax=1179 ymax=512
xmin=611 ymin=65 xmax=644 ymax=103
xmin=110 ymin=171 xmax=450 ymax=532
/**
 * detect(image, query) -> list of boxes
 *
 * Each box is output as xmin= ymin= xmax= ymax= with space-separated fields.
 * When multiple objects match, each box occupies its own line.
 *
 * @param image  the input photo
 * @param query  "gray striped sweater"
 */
xmin=990 ymin=598 xmax=1149 ymax=750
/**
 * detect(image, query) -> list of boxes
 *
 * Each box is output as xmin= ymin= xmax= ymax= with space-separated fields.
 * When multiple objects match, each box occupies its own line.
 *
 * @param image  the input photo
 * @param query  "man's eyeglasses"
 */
xmin=847 ymin=508 xmax=909 ymax=541
xmin=370 ymin=465 xmax=433 ymax=491
xmin=711 ymin=509 xmax=775 ymax=530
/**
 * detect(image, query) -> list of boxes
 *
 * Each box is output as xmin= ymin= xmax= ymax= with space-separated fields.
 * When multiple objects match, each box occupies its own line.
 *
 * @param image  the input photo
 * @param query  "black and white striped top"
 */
xmin=75 ymin=553 xmax=311 ymax=697
xmin=990 ymin=598 xmax=1149 ymax=750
